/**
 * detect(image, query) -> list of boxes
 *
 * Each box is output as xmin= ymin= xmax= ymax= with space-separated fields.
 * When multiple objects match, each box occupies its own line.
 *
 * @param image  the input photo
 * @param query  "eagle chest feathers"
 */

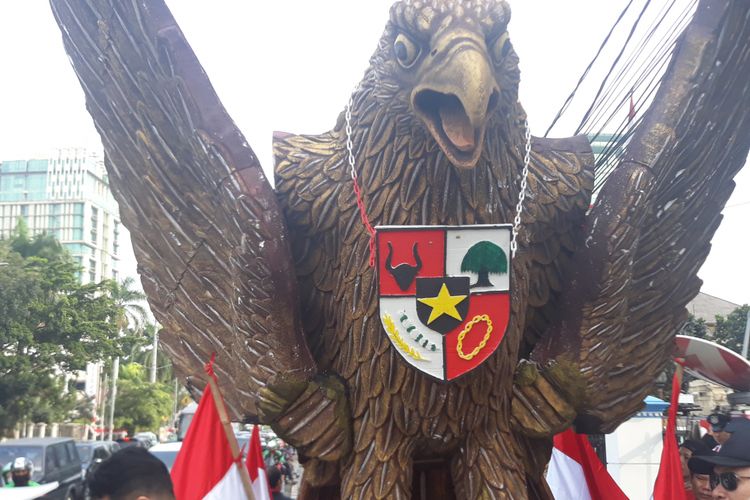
xmin=273 ymin=110 xmax=594 ymax=447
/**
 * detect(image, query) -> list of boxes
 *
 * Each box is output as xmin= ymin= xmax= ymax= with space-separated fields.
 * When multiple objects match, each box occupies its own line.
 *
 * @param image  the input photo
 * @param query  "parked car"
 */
xmin=0 ymin=437 xmax=84 ymax=500
xmin=175 ymin=402 xmax=197 ymax=441
xmin=132 ymin=432 xmax=157 ymax=448
xmin=75 ymin=440 xmax=119 ymax=485
xmin=149 ymin=442 xmax=182 ymax=472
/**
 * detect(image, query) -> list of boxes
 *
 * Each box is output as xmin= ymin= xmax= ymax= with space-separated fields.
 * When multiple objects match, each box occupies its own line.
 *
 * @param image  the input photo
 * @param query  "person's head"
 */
xmin=709 ymin=413 xmax=732 ymax=445
xmin=88 ymin=447 xmax=174 ymax=500
xmin=691 ymin=429 xmax=750 ymax=499
xmin=724 ymin=418 xmax=750 ymax=435
xmin=703 ymin=433 xmax=720 ymax=450
xmin=10 ymin=457 xmax=33 ymax=486
xmin=682 ymin=440 xmax=711 ymax=479
xmin=688 ymin=450 xmax=716 ymax=500
xmin=266 ymin=466 xmax=282 ymax=492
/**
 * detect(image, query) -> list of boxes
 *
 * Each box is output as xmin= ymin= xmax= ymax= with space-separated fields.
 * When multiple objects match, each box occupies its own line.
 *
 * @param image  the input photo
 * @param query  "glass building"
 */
xmin=0 ymin=148 xmax=139 ymax=406
xmin=0 ymin=148 xmax=125 ymax=284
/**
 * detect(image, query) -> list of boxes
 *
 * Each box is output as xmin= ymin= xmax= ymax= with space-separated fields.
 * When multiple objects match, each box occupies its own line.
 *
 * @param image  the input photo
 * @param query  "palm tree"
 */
xmin=106 ymin=277 xmax=147 ymax=440
xmin=125 ymin=323 xmax=172 ymax=383
xmin=111 ymin=277 xmax=148 ymax=331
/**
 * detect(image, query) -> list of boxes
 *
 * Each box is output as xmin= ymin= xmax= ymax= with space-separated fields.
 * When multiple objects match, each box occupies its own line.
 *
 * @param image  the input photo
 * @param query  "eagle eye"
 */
xmin=394 ymin=33 xmax=420 ymax=69
xmin=490 ymin=32 xmax=511 ymax=65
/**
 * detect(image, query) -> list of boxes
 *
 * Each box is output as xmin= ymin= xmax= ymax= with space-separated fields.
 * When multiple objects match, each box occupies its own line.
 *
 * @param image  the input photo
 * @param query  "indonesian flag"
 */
xmin=246 ymin=425 xmax=272 ymax=500
xmin=652 ymin=363 xmax=687 ymax=500
xmin=547 ymin=428 xmax=627 ymax=500
xmin=171 ymin=356 xmax=254 ymax=499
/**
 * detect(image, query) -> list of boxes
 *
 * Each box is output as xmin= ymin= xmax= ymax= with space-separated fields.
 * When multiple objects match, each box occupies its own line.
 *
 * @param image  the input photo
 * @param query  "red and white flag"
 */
xmin=628 ymin=90 xmax=636 ymax=123
xmin=246 ymin=425 xmax=272 ymax=500
xmin=171 ymin=356 xmax=254 ymax=499
xmin=547 ymin=428 xmax=627 ymax=500
xmin=652 ymin=363 xmax=687 ymax=500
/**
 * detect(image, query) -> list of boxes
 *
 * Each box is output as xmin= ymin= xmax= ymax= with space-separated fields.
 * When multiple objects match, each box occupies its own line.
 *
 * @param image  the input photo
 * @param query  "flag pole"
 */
xmin=206 ymin=358 xmax=256 ymax=500
xmin=652 ymin=358 xmax=687 ymax=500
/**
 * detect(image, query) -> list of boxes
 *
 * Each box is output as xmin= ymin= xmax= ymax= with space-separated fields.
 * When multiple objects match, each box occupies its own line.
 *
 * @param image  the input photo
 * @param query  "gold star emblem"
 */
xmin=418 ymin=283 xmax=467 ymax=324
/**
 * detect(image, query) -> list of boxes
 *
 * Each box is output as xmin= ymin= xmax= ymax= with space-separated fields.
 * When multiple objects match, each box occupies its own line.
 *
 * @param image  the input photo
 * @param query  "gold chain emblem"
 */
xmin=456 ymin=314 xmax=493 ymax=360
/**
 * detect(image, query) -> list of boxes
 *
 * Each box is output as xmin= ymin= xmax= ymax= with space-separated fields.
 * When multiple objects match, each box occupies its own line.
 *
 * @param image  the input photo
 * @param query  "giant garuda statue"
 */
xmin=50 ymin=0 xmax=750 ymax=498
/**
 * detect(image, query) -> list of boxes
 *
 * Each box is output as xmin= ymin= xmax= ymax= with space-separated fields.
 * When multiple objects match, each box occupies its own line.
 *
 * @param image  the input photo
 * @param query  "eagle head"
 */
xmin=366 ymin=0 xmax=520 ymax=169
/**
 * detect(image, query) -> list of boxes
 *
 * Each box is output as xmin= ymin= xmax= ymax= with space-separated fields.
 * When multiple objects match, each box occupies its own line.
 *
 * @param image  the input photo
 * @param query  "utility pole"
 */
xmin=172 ymin=378 xmax=179 ymax=420
xmin=742 ymin=309 xmax=750 ymax=359
xmin=99 ymin=370 xmax=108 ymax=441
xmin=150 ymin=329 xmax=158 ymax=384
xmin=107 ymin=357 xmax=119 ymax=441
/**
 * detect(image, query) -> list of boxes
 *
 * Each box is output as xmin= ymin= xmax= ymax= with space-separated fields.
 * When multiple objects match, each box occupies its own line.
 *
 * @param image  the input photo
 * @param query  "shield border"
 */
xmin=376 ymin=224 xmax=513 ymax=382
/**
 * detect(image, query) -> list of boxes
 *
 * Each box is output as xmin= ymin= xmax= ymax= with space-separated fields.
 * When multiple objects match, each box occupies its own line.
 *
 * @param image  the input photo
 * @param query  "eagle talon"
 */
xmin=511 ymin=360 xmax=578 ymax=438
xmin=258 ymin=380 xmax=308 ymax=423
xmin=264 ymin=374 xmax=352 ymax=461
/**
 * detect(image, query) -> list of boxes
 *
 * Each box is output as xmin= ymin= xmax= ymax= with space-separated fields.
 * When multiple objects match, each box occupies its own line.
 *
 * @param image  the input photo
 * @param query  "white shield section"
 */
xmin=445 ymin=227 xmax=510 ymax=292
xmin=379 ymin=296 xmax=444 ymax=380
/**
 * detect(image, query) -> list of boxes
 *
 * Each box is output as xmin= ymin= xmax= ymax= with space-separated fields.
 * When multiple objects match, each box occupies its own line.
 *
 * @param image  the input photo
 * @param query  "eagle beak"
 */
xmin=412 ymin=31 xmax=500 ymax=169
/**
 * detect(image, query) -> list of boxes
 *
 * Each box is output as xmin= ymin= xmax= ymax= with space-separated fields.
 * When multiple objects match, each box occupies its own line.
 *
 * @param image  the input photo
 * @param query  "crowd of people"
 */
xmin=680 ymin=414 xmax=750 ymax=499
xmin=263 ymin=438 xmax=298 ymax=487
xmin=3 ymin=414 xmax=749 ymax=498
xmin=2 ymin=442 xmax=298 ymax=499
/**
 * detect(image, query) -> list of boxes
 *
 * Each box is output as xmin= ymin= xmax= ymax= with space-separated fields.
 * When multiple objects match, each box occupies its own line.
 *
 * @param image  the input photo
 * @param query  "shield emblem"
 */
xmin=377 ymin=224 xmax=511 ymax=381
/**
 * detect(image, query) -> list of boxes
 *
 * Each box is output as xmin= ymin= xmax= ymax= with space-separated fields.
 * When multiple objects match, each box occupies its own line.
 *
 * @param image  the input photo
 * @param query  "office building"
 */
xmin=0 ymin=148 xmax=125 ymax=284
xmin=0 ymin=148 xmax=139 ymax=409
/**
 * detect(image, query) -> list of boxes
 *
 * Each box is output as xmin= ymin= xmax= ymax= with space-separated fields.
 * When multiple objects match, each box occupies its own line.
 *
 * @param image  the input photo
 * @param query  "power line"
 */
xmin=545 ymin=0 xmax=699 ymax=191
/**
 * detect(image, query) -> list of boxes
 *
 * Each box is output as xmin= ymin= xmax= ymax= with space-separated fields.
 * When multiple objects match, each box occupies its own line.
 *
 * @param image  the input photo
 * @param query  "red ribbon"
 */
xmin=204 ymin=352 xmax=217 ymax=378
xmin=351 ymin=172 xmax=377 ymax=267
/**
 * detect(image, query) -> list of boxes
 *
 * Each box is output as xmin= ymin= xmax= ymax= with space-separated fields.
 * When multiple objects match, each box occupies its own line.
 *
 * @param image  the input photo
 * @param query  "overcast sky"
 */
xmin=1 ymin=1 xmax=748 ymax=306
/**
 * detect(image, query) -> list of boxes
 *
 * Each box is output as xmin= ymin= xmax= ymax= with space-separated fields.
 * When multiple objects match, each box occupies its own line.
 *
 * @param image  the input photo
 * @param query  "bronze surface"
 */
xmin=50 ymin=0 xmax=750 ymax=498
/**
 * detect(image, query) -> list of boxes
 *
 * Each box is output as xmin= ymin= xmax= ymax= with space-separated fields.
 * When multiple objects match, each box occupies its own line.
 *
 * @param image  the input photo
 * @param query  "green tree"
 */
xmin=0 ymin=235 xmax=125 ymax=435
xmin=713 ymin=304 xmax=750 ymax=358
xmin=109 ymin=277 xmax=147 ymax=333
xmin=123 ymin=323 xmax=173 ymax=384
xmin=10 ymin=220 xmax=65 ymax=262
xmin=103 ymin=277 xmax=147 ymax=438
xmin=680 ymin=314 xmax=709 ymax=339
xmin=460 ymin=241 xmax=507 ymax=288
xmin=113 ymin=363 xmax=173 ymax=435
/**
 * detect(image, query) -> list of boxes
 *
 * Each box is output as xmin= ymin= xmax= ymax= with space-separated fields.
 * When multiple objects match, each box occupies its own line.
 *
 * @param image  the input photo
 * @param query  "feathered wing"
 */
xmin=48 ymin=0 xmax=319 ymax=422
xmin=533 ymin=0 xmax=750 ymax=432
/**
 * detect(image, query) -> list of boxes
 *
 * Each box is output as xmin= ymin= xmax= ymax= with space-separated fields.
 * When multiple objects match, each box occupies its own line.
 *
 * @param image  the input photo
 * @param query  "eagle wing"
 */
xmin=49 ymin=0 xmax=318 ymax=421
xmin=532 ymin=0 xmax=750 ymax=433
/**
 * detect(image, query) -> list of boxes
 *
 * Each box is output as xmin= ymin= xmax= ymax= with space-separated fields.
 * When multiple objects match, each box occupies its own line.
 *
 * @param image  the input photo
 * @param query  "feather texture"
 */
xmin=50 ymin=0 xmax=750 ymax=498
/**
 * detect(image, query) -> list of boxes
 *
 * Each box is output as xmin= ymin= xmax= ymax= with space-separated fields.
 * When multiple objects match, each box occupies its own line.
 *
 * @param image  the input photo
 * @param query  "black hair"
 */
xmin=680 ymin=439 xmax=710 ymax=455
xmin=700 ymin=433 xmax=718 ymax=449
xmin=267 ymin=466 xmax=282 ymax=489
xmin=688 ymin=451 xmax=716 ymax=475
xmin=88 ymin=447 xmax=174 ymax=500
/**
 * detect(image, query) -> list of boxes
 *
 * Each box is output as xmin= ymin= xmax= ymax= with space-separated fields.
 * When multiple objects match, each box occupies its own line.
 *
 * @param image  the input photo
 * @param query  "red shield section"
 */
xmin=378 ymin=229 xmax=444 ymax=296
xmin=444 ymin=293 xmax=510 ymax=380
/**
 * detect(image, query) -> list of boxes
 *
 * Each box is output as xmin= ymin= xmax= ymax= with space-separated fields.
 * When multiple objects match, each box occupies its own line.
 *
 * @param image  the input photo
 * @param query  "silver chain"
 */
xmin=347 ymin=96 xmax=530 ymax=257
xmin=345 ymin=96 xmax=358 ymax=180
xmin=510 ymin=120 xmax=531 ymax=257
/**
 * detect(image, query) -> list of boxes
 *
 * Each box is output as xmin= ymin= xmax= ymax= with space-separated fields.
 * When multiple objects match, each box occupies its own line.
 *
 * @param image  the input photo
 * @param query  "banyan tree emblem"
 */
xmin=376 ymin=225 xmax=511 ymax=381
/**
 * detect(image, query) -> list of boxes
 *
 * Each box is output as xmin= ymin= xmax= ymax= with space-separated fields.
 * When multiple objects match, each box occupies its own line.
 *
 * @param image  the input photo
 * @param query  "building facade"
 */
xmin=0 ymin=148 xmax=124 ymax=284
xmin=0 ymin=148 xmax=137 ymax=409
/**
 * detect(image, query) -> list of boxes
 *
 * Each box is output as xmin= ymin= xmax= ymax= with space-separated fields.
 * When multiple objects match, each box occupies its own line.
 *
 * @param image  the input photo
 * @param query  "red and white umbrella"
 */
xmin=675 ymin=335 xmax=750 ymax=391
